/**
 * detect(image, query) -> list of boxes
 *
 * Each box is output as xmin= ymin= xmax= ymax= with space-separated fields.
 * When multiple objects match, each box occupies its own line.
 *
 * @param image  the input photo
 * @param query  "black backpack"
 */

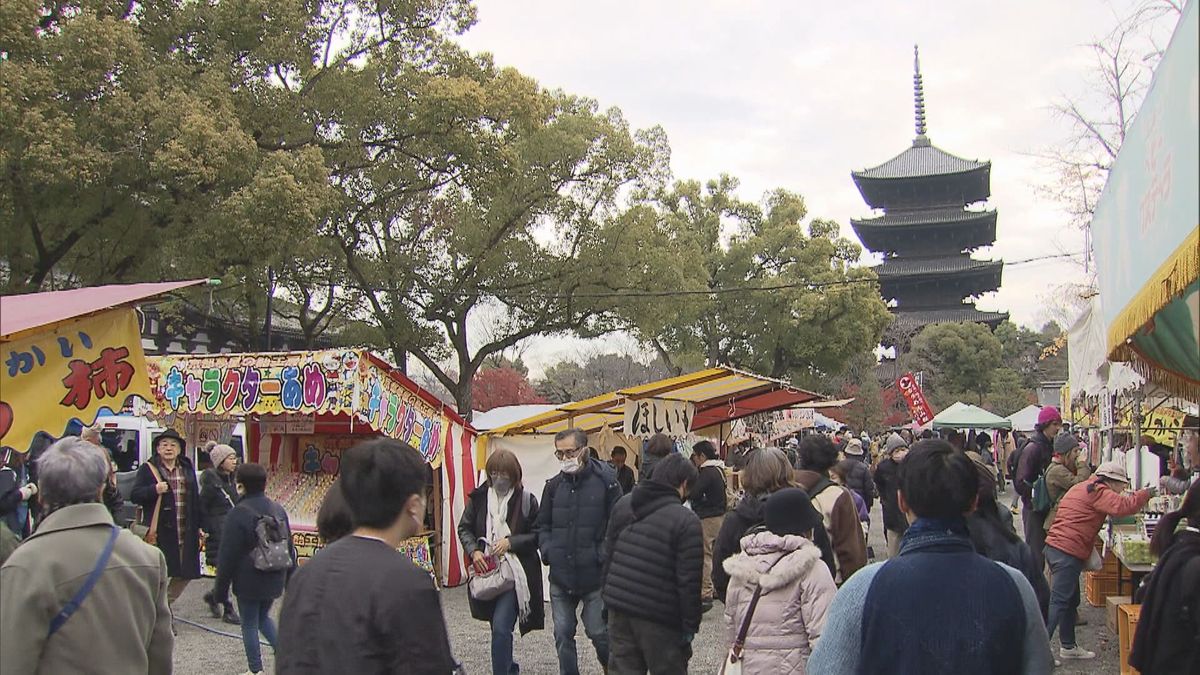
xmin=247 ymin=505 xmax=292 ymax=572
xmin=1007 ymin=440 xmax=1027 ymax=479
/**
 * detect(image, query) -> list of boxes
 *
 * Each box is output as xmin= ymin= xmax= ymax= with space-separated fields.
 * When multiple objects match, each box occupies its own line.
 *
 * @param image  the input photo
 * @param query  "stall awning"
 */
xmin=0 ymin=280 xmax=209 ymax=340
xmin=486 ymin=367 xmax=823 ymax=436
xmin=1091 ymin=2 xmax=1199 ymax=398
xmin=932 ymin=402 xmax=1012 ymax=430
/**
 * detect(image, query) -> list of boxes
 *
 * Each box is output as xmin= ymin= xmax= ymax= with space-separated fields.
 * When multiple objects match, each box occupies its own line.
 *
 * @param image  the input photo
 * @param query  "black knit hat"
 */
xmin=765 ymin=487 xmax=824 ymax=536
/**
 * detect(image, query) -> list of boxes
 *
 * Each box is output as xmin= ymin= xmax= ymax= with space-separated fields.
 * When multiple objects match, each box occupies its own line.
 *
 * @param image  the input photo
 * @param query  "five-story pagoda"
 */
xmin=852 ymin=46 xmax=1008 ymax=342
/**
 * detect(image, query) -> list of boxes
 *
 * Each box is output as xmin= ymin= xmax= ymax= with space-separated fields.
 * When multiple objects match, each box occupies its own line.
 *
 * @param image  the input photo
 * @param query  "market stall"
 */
xmin=0 ymin=280 xmax=208 ymax=453
xmin=144 ymin=349 xmax=478 ymax=586
xmin=1077 ymin=5 xmax=1198 ymax=669
xmin=931 ymin=402 xmax=1011 ymax=430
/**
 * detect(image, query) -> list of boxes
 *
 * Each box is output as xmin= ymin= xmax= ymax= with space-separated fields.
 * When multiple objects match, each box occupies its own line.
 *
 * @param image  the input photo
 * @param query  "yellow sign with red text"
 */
xmin=0 ymin=309 xmax=153 ymax=452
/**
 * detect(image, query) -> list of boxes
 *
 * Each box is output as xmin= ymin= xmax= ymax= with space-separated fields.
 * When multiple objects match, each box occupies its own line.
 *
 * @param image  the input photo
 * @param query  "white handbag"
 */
xmin=468 ymin=553 xmax=515 ymax=601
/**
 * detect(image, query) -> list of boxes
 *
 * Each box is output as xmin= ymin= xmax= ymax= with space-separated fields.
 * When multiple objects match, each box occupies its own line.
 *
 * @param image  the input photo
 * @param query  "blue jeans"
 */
xmin=549 ymin=582 xmax=609 ymax=675
xmin=1044 ymin=545 xmax=1084 ymax=649
xmin=491 ymin=589 xmax=520 ymax=675
xmin=236 ymin=597 xmax=278 ymax=673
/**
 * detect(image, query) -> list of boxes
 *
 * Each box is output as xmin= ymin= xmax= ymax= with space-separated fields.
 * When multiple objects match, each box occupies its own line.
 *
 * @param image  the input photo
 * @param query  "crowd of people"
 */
xmin=0 ymin=416 xmax=1196 ymax=674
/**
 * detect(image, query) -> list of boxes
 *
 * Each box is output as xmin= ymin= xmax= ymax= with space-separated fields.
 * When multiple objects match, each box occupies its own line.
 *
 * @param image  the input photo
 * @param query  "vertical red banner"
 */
xmin=896 ymin=372 xmax=935 ymax=425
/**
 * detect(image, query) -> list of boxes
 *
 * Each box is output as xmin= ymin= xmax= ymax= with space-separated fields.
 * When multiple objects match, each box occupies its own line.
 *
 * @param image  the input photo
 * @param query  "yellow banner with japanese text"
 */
xmin=0 ymin=309 xmax=153 ymax=452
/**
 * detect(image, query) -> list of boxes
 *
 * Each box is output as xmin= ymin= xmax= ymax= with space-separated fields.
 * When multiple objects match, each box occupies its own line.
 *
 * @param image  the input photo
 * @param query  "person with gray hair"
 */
xmin=1 ymin=438 xmax=173 ymax=674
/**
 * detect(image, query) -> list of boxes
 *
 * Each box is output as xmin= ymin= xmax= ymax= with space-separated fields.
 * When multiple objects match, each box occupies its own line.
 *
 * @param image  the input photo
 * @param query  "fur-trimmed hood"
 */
xmin=723 ymin=530 xmax=822 ymax=592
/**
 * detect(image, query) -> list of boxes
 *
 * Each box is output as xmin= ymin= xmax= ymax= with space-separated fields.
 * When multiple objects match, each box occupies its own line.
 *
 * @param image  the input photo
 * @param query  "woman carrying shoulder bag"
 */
xmin=722 ymin=488 xmax=837 ymax=674
xmin=457 ymin=449 xmax=544 ymax=675
xmin=199 ymin=443 xmax=241 ymax=624
xmin=130 ymin=428 xmax=202 ymax=606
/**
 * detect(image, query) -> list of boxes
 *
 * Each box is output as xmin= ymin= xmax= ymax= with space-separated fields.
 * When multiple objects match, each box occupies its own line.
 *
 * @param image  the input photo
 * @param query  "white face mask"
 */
xmin=561 ymin=457 xmax=583 ymax=474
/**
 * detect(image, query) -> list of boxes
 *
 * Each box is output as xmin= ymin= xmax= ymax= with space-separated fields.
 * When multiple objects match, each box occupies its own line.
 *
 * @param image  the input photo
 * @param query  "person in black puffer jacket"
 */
xmin=603 ymin=453 xmax=703 ymax=674
xmin=538 ymin=429 xmax=624 ymax=675
xmin=200 ymin=443 xmax=241 ymax=624
xmin=966 ymin=482 xmax=1050 ymax=622
xmin=214 ymin=463 xmax=296 ymax=675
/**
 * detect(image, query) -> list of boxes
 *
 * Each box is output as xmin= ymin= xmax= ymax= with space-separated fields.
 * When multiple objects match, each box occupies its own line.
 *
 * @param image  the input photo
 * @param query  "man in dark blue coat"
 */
xmin=538 ymin=428 xmax=624 ymax=675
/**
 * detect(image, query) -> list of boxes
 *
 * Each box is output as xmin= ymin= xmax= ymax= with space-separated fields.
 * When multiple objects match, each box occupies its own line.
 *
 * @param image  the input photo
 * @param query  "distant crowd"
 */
xmin=0 ymin=411 xmax=1196 ymax=674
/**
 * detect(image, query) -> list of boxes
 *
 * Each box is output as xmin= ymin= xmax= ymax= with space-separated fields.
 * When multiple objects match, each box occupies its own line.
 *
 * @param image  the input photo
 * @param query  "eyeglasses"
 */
xmin=554 ymin=447 xmax=584 ymax=460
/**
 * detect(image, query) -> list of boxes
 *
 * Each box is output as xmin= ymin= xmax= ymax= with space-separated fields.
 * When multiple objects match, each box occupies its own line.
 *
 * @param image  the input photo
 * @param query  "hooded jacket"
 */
xmin=795 ymin=470 xmax=867 ymax=582
xmin=536 ymin=458 xmax=623 ymax=595
xmin=1045 ymin=479 xmax=1151 ymax=560
xmin=602 ymin=481 xmax=703 ymax=633
xmin=839 ymin=459 xmax=875 ymax=511
xmin=723 ymin=530 xmax=836 ymax=674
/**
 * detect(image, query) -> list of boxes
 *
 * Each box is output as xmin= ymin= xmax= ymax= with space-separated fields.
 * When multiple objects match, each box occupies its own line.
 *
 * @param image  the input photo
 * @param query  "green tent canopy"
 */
xmin=932 ymin=401 xmax=1012 ymax=430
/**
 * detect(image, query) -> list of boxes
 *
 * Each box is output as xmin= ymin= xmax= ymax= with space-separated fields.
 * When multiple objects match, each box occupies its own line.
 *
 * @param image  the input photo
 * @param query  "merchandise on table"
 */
xmin=266 ymin=471 xmax=336 ymax=527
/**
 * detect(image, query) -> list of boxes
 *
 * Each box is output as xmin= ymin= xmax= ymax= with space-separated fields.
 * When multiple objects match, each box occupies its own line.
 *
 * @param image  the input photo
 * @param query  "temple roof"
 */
xmin=851 ymin=207 xmax=996 ymax=228
xmin=891 ymin=306 xmax=1010 ymax=332
xmin=853 ymin=138 xmax=991 ymax=180
xmin=874 ymin=256 xmax=1002 ymax=278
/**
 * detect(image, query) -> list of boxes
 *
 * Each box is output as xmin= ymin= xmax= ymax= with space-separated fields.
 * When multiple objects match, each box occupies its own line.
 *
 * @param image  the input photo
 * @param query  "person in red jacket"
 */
xmin=1043 ymin=461 xmax=1152 ymax=663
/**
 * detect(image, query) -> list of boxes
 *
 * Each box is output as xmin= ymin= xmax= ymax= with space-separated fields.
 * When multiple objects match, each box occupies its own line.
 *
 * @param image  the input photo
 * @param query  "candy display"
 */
xmin=267 ymin=471 xmax=336 ymax=526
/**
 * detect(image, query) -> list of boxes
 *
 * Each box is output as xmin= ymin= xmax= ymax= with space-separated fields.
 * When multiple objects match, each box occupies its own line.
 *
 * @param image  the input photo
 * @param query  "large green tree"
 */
xmin=625 ymin=177 xmax=892 ymax=380
xmin=909 ymin=322 xmax=1005 ymax=407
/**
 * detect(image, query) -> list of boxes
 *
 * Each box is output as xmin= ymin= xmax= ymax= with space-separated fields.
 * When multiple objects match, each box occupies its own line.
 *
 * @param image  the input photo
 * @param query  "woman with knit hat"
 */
xmin=873 ymin=433 xmax=910 ymax=558
xmin=200 ymin=442 xmax=242 ymax=624
xmin=722 ymin=487 xmax=837 ymax=673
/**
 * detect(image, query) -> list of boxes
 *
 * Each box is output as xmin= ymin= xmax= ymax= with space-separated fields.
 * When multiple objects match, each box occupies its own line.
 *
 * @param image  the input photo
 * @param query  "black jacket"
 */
xmin=966 ymin=505 xmax=1049 ymax=622
xmin=874 ymin=457 xmax=909 ymax=534
xmin=1015 ymin=434 xmax=1054 ymax=508
xmin=843 ymin=458 xmax=876 ymax=511
xmin=130 ymin=455 xmax=202 ymax=578
xmin=0 ymin=466 xmax=30 ymax=537
xmin=537 ymin=459 xmax=624 ymax=595
xmin=214 ymin=492 xmax=296 ymax=602
xmin=602 ymin=482 xmax=703 ymax=634
xmin=198 ymin=468 xmax=238 ymax=564
xmin=278 ymin=536 xmax=457 ymax=674
xmin=457 ymin=483 xmax=545 ymax=635
xmin=615 ymin=464 xmax=635 ymax=494
xmin=710 ymin=493 xmax=836 ymax=602
xmin=688 ymin=463 xmax=727 ymax=519
xmin=1130 ymin=529 xmax=1200 ymax=674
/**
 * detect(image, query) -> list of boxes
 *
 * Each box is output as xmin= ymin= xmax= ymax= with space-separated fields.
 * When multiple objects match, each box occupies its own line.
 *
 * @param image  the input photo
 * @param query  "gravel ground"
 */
xmin=173 ymin=487 xmax=1122 ymax=674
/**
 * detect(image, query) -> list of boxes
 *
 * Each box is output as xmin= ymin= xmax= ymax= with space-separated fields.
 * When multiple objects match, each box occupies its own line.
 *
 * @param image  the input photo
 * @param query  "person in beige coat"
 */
xmin=0 ymin=438 xmax=173 ymax=675
xmin=1043 ymin=433 xmax=1093 ymax=531
xmin=723 ymin=488 xmax=837 ymax=674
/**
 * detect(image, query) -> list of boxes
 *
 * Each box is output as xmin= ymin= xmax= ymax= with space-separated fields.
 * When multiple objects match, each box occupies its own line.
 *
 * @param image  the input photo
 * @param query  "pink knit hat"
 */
xmin=1037 ymin=406 xmax=1062 ymax=426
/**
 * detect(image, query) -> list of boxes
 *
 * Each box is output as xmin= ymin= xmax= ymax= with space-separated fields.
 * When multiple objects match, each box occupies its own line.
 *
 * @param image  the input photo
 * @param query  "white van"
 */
xmin=93 ymin=415 xmax=246 ymax=471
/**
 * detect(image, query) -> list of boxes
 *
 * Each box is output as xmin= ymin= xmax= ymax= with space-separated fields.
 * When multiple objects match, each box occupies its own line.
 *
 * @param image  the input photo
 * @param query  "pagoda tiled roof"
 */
xmin=853 ymin=137 xmax=990 ymax=180
xmin=873 ymin=256 xmax=1002 ymax=278
xmin=891 ymin=306 xmax=1010 ymax=331
xmin=851 ymin=207 xmax=995 ymax=228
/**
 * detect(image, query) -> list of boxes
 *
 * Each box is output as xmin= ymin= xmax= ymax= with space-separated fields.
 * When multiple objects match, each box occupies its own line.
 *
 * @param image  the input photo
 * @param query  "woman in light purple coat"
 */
xmin=723 ymin=488 xmax=837 ymax=674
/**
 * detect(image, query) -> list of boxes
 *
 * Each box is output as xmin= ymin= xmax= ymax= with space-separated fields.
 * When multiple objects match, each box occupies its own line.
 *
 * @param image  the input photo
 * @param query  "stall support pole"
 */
xmin=1132 ymin=391 xmax=1144 ymax=487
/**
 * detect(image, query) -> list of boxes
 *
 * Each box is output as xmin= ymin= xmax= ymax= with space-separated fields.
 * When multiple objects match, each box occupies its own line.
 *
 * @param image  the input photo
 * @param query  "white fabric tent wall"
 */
xmin=1006 ymin=404 xmax=1042 ymax=432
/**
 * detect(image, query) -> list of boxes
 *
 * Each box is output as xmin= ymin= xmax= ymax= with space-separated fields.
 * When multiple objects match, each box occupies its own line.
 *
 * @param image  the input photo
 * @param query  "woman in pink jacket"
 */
xmin=723 ymin=487 xmax=837 ymax=674
xmin=1043 ymin=461 xmax=1153 ymax=663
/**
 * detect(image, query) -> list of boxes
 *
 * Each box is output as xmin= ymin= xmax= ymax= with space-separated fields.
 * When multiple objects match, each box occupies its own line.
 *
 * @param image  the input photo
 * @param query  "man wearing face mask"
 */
xmin=538 ymin=428 xmax=624 ymax=675
xmin=602 ymin=453 xmax=703 ymax=674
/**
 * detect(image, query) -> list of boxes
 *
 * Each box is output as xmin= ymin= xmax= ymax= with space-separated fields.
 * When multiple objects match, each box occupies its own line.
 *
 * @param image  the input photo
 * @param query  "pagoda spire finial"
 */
xmin=913 ymin=44 xmax=927 ymax=138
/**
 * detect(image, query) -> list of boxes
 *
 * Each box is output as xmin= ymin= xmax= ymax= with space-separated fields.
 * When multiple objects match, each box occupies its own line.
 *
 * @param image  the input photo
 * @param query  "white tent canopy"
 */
xmin=1006 ymin=404 xmax=1042 ymax=432
xmin=1068 ymin=295 xmax=1144 ymax=399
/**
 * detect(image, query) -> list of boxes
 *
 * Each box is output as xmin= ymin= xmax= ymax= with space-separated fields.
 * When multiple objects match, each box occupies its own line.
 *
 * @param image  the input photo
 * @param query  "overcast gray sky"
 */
xmin=451 ymin=0 xmax=1157 ymax=375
